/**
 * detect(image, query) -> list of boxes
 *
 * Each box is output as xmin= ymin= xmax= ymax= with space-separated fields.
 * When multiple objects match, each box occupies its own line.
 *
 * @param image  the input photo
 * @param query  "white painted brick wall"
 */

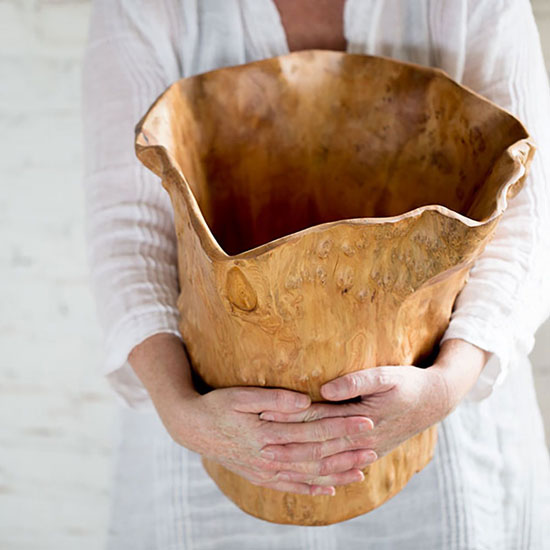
xmin=1 ymin=2 xmax=549 ymax=548
xmin=0 ymin=1 xmax=114 ymax=549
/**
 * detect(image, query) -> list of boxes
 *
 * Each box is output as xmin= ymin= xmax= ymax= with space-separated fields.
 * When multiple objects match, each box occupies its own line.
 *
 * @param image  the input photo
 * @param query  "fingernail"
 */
xmin=355 ymin=420 xmax=371 ymax=433
xmin=357 ymin=471 xmax=365 ymax=482
xmin=260 ymin=413 xmax=274 ymax=421
xmin=260 ymin=449 xmax=275 ymax=460
xmin=360 ymin=450 xmax=378 ymax=466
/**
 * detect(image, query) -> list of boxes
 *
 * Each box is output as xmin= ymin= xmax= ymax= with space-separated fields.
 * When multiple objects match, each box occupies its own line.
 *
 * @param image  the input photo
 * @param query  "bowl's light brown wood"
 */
xmin=134 ymin=51 xmax=535 ymax=525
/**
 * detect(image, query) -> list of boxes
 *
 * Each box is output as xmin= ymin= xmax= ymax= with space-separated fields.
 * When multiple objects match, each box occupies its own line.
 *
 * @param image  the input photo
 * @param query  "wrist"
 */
xmin=428 ymin=338 xmax=490 ymax=413
xmin=128 ymin=333 xmax=203 ymax=445
xmin=128 ymin=332 xmax=199 ymax=404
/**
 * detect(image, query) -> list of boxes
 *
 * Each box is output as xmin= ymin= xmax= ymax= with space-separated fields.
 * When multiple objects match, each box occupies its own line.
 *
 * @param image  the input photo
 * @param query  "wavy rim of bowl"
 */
xmin=135 ymin=50 xmax=536 ymax=261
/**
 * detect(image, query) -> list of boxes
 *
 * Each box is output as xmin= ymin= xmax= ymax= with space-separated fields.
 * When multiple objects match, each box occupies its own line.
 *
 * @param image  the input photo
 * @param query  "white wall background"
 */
xmin=0 ymin=1 xmax=549 ymax=548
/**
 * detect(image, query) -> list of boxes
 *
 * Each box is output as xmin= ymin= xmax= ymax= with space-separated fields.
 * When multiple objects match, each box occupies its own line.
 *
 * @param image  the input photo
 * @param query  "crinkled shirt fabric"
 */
xmin=82 ymin=1 xmax=550 ymax=549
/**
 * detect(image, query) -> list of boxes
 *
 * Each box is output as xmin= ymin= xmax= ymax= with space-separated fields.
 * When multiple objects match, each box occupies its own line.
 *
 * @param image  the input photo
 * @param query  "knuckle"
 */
xmin=340 ymin=418 xmax=355 ymax=437
xmin=271 ymin=446 xmax=289 ymax=461
xmin=300 ymin=461 xmax=320 ymax=476
xmin=260 ymin=459 xmax=278 ymax=471
xmin=302 ymin=408 xmax=321 ymax=422
xmin=289 ymin=461 xmax=309 ymax=475
xmin=255 ymin=428 xmax=270 ymax=446
xmin=343 ymin=435 xmax=357 ymax=448
xmin=297 ymin=473 xmax=316 ymax=485
xmin=273 ymin=390 xmax=289 ymax=410
xmin=346 ymin=450 xmax=359 ymax=464
xmin=318 ymin=458 xmax=331 ymax=476
xmin=346 ymin=374 xmax=359 ymax=395
xmin=345 ymin=419 xmax=359 ymax=436
xmin=311 ymin=443 xmax=324 ymax=461
xmin=266 ymin=428 xmax=288 ymax=445
xmin=312 ymin=423 xmax=325 ymax=441
xmin=257 ymin=422 xmax=280 ymax=444
xmin=353 ymin=434 xmax=374 ymax=446
xmin=336 ymin=451 xmax=354 ymax=472
xmin=363 ymin=434 xmax=377 ymax=449
xmin=255 ymin=470 xmax=276 ymax=482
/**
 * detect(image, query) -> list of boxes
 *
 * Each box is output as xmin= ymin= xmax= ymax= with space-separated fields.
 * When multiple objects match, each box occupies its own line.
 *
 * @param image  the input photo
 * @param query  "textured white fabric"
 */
xmin=82 ymin=1 xmax=550 ymax=548
xmin=83 ymin=0 xmax=550 ymax=410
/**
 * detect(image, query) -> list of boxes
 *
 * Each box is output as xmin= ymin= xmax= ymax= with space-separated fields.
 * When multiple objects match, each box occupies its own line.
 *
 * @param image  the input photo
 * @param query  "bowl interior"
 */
xmin=163 ymin=52 xmax=527 ymax=256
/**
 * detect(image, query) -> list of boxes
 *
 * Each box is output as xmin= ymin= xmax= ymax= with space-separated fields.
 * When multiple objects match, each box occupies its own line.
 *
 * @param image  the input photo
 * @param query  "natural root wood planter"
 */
xmin=134 ymin=50 xmax=534 ymax=525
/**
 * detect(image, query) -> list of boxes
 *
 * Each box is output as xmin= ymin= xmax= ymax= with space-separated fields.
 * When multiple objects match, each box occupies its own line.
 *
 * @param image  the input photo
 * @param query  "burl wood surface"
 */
xmin=135 ymin=51 xmax=534 ymax=525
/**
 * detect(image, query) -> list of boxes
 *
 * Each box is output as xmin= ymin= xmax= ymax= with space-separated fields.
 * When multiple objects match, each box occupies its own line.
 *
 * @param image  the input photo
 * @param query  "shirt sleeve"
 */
xmin=82 ymin=0 xmax=185 ymax=409
xmin=439 ymin=0 xmax=550 ymax=401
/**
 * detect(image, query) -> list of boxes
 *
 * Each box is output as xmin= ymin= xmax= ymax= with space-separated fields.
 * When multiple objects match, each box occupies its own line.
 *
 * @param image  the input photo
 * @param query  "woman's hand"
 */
xmin=128 ymin=333 xmax=376 ymax=496
xmin=259 ymin=339 xmax=489 ymax=466
xmin=170 ymin=386 xmax=375 ymax=496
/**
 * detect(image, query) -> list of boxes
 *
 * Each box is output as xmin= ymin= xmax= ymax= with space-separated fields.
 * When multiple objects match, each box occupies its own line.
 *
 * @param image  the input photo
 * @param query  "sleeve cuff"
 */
xmin=102 ymin=310 xmax=182 ymax=410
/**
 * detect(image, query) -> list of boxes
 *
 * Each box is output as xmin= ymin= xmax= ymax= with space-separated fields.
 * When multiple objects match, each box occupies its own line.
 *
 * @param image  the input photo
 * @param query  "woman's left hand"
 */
xmin=259 ymin=338 xmax=489 ymax=469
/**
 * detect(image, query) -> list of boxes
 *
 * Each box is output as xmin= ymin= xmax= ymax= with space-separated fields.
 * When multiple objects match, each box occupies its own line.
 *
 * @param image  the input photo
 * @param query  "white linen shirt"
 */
xmin=82 ymin=0 xmax=550 ymax=409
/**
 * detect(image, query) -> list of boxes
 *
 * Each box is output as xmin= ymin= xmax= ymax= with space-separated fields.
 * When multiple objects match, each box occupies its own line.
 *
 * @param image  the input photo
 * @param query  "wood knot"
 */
xmin=317 ymin=239 xmax=332 ymax=259
xmin=226 ymin=267 xmax=257 ymax=312
xmin=316 ymin=266 xmax=327 ymax=285
xmin=285 ymin=274 xmax=303 ymax=290
xmin=336 ymin=267 xmax=354 ymax=293
xmin=341 ymin=242 xmax=356 ymax=256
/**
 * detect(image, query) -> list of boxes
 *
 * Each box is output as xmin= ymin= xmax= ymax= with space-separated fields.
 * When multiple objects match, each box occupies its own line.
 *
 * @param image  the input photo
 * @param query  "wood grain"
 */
xmin=135 ymin=50 xmax=534 ymax=525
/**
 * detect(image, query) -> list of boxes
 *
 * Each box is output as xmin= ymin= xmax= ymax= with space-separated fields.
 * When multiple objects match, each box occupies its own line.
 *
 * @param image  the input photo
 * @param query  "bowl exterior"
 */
xmin=134 ymin=51 xmax=535 ymax=525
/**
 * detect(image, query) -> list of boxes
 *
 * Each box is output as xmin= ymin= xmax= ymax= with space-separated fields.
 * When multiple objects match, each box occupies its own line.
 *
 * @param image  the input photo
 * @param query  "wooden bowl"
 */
xmin=135 ymin=50 xmax=534 ymax=525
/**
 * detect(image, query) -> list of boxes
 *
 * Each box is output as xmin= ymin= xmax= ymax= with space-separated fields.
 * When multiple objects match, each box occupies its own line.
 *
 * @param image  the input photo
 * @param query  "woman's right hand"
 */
xmin=129 ymin=333 xmax=377 ymax=496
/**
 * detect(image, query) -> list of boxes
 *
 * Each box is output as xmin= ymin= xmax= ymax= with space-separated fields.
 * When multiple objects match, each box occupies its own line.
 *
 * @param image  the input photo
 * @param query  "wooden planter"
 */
xmin=135 ymin=51 xmax=534 ymax=525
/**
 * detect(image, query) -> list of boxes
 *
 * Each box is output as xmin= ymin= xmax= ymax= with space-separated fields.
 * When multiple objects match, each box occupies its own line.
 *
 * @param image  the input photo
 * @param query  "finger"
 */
xmin=264 ymin=416 xmax=372 ymax=445
xmin=259 ymin=402 xmax=369 ymax=423
xmin=277 ymin=467 xmax=365 ymax=487
xmin=269 ymin=449 xmax=378 ymax=477
xmin=258 ymin=480 xmax=336 ymax=496
xmin=233 ymin=387 xmax=310 ymax=414
xmin=231 ymin=466 xmax=334 ymax=495
xmin=321 ymin=367 xmax=397 ymax=401
xmin=318 ymin=449 xmax=378 ymax=475
xmin=291 ymin=449 xmax=377 ymax=476
xmin=262 ymin=436 xmax=376 ymax=463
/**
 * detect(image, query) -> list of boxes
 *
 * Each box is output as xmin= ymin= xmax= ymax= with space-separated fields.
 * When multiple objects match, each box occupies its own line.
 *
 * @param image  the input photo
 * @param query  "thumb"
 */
xmin=321 ymin=368 xmax=396 ymax=401
xmin=232 ymin=387 xmax=311 ymax=414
